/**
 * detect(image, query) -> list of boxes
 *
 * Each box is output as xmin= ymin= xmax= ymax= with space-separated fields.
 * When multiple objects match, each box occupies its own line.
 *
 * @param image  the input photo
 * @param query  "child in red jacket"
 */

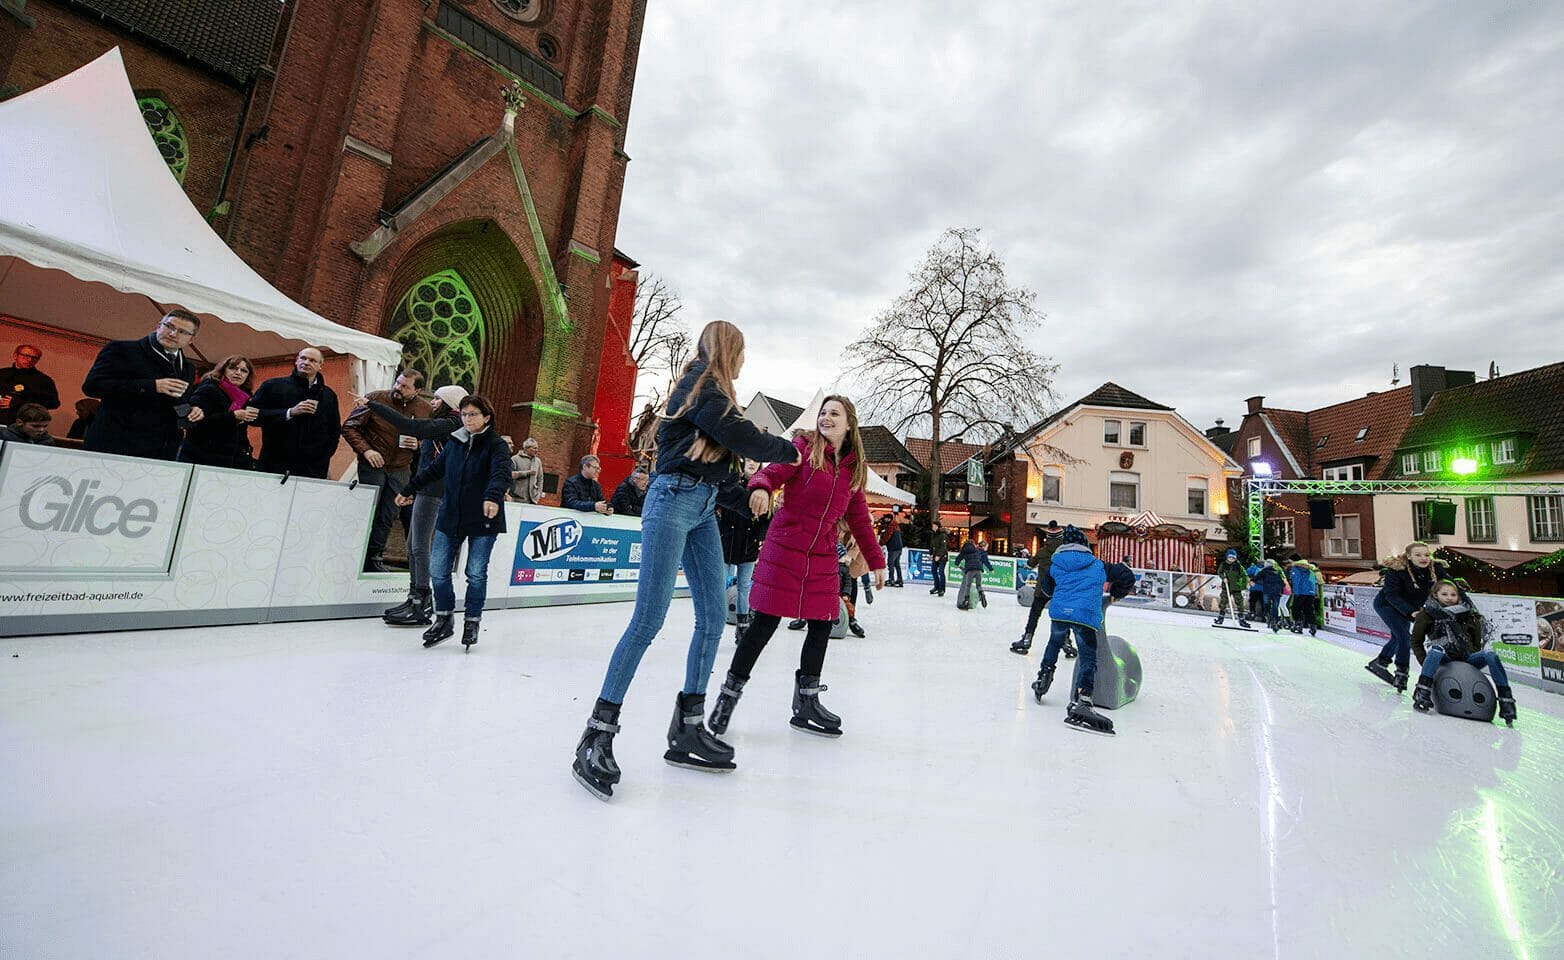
xmin=708 ymin=395 xmax=886 ymax=738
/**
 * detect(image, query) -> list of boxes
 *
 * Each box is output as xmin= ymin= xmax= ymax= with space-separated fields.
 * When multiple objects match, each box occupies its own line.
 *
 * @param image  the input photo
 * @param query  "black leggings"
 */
xmin=729 ymin=612 xmax=831 ymax=680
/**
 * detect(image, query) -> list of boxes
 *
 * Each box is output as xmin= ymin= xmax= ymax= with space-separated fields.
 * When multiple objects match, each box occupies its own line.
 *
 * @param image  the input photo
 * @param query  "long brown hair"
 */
xmin=204 ymin=355 xmax=254 ymax=391
xmin=804 ymin=394 xmax=868 ymax=492
xmin=668 ymin=321 xmax=744 ymax=419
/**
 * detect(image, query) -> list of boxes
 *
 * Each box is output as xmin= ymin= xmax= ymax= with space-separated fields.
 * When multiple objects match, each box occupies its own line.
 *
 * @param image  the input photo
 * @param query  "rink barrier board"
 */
xmin=0 ymin=443 xmax=682 ymax=638
xmin=905 ymin=548 xmax=1561 ymax=697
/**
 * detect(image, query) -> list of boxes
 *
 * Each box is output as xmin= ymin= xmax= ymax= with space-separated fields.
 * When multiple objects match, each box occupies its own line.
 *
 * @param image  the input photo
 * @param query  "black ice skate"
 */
xmin=1063 ymin=695 xmax=1115 ymax=736
xmin=707 ymin=672 xmax=747 ymax=735
xmin=787 ymin=618 xmax=806 ymax=631
xmin=1365 ymin=659 xmax=1398 ymax=688
xmin=663 ymin=692 xmax=736 ymax=772
xmin=383 ymin=587 xmax=433 ymax=626
xmin=1412 ymin=676 xmax=1434 ymax=712
xmin=1213 ymin=615 xmax=1224 ymax=626
xmin=1497 ymin=686 xmax=1517 ymax=727
xmin=1010 ymin=632 xmax=1033 ymax=655
xmin=1031 ymin=663 xmax=1055 ymax=703
xmin=979 ymin=591 xmax=988 ymax=608
xmin=848 ymin=619 xmax=866 ymax=638
xmin=422 ymin=613 xmax=455 ymax=648
xmin=461 ymin=618 xmax=479 ymax=652
xmin=1393 ymin=668 xmax=1409 ymax=694
xmin=790 ymin=671 xmax=843 ymax=737
xmin=571 ymin=699 xmax=622 ymax=801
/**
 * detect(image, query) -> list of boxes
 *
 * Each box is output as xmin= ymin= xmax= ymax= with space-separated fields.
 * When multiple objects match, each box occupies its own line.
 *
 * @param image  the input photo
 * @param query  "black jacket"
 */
xmin=957 ymin=541 xmax=993 ymax=573
xmin=0 ymin=366 xmax=60 ymax=424
xmin=81 ymin=334 xmax=196 ymax=459
xmin=250 ymin=372 xmax=341 ymax=478
xmin=929 ymin=533 xmax=949 ymax=563
xmin=369 ymin=401 xmax=461 ymax=497
xmin=563 ymin=473 xmax=606 ymax=512
xmin=719 ymin=507 xmax=770 ymax=565
xmin=177 ymin=378 xmax=253 ymax=468
xmin=1377 ymin=561 xmax=1443 ymax=620
xmin=405 ymin=427 xmax=512 ymax=537
xmin=610 ymin=477 xmax=646 ymax=517
xmin=655 ymin=361 xmax=798 ymax=481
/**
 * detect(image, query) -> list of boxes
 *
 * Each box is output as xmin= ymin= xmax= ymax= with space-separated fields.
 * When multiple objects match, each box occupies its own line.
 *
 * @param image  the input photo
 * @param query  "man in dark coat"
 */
xmin=250 ymin=347 xmax=342 ymax=478
xmin=562 ymin=454 xmax=612 ymax=514
xmin=1012 ymin=520 xmax=1065 ymax=654
xmin=82 ymin=310 xmax=203 ymax=459
xmin=610 ymin=466 xmax=649 ymax=517
xmin=0 ymin=344 xmax=61 ymax=426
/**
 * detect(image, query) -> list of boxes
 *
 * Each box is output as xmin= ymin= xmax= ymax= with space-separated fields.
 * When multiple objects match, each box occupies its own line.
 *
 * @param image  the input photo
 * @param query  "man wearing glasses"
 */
xmin=250 ymin=346 xmax=342 ymax=478
xmin=82 ymin=309 xmax=203 ymax=460
xmin=0 ymin=344 xmax=61 ymax=426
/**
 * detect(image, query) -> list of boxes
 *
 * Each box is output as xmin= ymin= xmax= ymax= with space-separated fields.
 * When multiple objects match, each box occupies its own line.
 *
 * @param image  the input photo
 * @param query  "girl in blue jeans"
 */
xmin=395 ymin=394 xmax=511 ymax=652
xmin=1366 ymin=542 xmax=1444 ymax=692
xmin=572 ymin=322 xmax=799 ymax=801
xmin=1411 ymin=581 xmax=1517 ymax=725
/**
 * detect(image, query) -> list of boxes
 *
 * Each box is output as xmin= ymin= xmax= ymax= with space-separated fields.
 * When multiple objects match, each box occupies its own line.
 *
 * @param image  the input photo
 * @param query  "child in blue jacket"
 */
xmin=1254 ymin=559 xmax=1287 ymax=632
xmin=1029 ymin=526 xmax=1136 ymax=735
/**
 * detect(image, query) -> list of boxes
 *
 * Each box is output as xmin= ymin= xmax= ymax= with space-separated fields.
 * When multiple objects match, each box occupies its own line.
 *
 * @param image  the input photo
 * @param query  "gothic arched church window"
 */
xmin=492 ymin=0 xmax=546 ymax=23
xmin=137 ymin=95 xmax=188 ymax=184
xmin=390 ymin=269 xmax=487 ymax=392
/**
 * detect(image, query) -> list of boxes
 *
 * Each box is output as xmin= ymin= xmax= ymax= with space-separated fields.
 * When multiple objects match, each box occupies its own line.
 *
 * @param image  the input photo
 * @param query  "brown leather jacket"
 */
xmin=342 ymin=389 xmax=432 ymax=471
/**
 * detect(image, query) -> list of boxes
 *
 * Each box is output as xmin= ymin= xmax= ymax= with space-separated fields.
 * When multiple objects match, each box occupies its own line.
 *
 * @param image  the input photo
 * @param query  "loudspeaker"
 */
xmin=1428 ymin=500 xmax=1458 ymax=536
xmin=1307 ymin=499 xmax=1336 ymax=529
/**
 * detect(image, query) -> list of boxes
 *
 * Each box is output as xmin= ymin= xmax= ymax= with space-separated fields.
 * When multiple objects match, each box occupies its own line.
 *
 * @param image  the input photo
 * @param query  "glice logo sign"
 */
xmin=522 ymin=517 xmax=583 ymax=563
xmin=19 ymin=476 xmax=160 ymax=538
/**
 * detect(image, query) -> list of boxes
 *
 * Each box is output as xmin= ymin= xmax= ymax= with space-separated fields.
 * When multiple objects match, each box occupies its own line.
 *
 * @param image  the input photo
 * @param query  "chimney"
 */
xmin=1410 ymin=365 xmax=1478 ymax=415
xmin=1205 ymin=418 xmax=1230 ymax=440
xmin=1245 ymin=396 xmax=1264 ymax=415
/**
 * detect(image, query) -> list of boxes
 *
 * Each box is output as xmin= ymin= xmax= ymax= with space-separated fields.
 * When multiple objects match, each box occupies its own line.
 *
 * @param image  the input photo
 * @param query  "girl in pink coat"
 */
xmin=708 ymin=395 xmax=886 ymax=738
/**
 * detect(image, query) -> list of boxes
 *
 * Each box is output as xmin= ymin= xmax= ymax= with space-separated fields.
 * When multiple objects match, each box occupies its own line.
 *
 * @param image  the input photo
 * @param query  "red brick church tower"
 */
xmin=222 ymin=0 xmax=647 ymax=483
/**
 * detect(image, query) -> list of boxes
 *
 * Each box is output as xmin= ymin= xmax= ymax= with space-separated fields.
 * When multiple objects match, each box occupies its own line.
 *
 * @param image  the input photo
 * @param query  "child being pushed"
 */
xmin=1410 ymin=581 xmax=1517 ymax=725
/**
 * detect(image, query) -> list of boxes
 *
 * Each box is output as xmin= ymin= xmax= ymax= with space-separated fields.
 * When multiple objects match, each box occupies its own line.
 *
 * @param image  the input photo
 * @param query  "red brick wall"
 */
xmin=0 ymin=0 xmax=246 ymax=216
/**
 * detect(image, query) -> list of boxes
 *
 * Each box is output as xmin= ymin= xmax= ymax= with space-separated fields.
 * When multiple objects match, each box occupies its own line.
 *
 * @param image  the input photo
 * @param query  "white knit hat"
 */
xmin=434 ymin=385 xmax=467 ymax=411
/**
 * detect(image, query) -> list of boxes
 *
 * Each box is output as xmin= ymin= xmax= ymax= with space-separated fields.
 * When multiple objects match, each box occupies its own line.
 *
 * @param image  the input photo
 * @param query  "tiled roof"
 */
xmin=759 ymin=394 xmax=804 ymax=429
xmin=1076 ymin=382 xmax=1175 ymax=411
xmin=1265 ymin=409 xmax=1313 ymax=467
xmin=1389 ymin=361 xmax=1564 ymax=477
xmin=1308 ymin=387 xmax=1414 ymax=478
xmin=857 ymin=425 xmax=921 ymax=470
xmin=60 ymin=0 xmax=283 ymax=84
xmin=1208 ymin=431 xmax=1238 ymax=455
xmin=906 ymin=437 xmax=986 ymax=475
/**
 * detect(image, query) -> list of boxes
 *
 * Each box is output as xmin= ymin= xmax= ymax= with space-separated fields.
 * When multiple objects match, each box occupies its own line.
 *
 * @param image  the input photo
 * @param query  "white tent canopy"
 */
xmin=0 ymin=49 xmax=403 ymax=386
xmin=784 ymin=386 xmax=917 ymax=506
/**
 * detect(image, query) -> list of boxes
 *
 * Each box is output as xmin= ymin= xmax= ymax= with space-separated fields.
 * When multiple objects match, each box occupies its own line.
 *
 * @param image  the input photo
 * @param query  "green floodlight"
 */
xmin=1453 ymin=457 xmax=1479 ymax=476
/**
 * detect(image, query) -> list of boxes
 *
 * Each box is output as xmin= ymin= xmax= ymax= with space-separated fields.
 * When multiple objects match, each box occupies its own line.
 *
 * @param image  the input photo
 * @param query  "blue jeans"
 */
xmin=727 ymin=561 xmax=755 ymax=615
xmin=430 ymin=530 xmax=497 ymax=618
xmin=1419 ymin=646 xmax=1509 ymax=688
xmin=1044 ymin=620 xmax=1099 ymax=697
xmin=932 ymin=558 xmax=947 ymax=594
xmin=1373 ymin=596 xmax=1413 ymax=671
xmin=599 ymin=473 xmax=726 ymax=703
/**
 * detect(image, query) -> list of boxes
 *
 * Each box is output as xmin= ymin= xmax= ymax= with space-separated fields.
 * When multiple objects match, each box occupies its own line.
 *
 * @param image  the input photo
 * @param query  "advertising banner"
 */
xmin=507 ymin=505 xmax=682 ymax=604
xmin=906 ymin=548 xmax=1016 ymax=590
xmin=1120 ymin=569 xmax=1171 ymax=609
xmin=1323 ymin=584 xmax=1357 ymax=632
xmin=1353 ymin=587 xmax=1391 ymax=641
xmin=1470 ymin=594 xmax=1541 ymax=675
xmin=1537 ymin=601 xmax=1564 ymax=688
xmin=1171 ymin=573 xmax=1223 ymax=614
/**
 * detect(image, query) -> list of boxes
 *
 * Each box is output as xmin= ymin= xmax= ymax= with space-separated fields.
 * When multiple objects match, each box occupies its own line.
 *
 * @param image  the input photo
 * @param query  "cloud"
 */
xmin=615 ymin=0 xmax=1564 ymax=431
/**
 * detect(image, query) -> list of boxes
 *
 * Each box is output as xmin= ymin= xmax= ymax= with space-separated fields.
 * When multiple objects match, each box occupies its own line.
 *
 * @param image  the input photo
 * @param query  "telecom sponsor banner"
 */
xmin=509 ymin=507 xmax=672 ymax=593
xmin=1470 ymin=594 xmax=1541 ymax=675
xmin=1323 ymin=584 xmax=1357 ymax=631
xmin=1537 ymin=601 xmax=1564 ymax=688
xmin=1121 ymin=569 xmax=1171 ymax=609
xmin=0 ymin=442 xmax=190 ymax=577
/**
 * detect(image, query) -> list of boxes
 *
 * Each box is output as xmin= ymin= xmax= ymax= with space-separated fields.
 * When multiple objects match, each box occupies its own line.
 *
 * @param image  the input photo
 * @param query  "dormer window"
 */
xmin=1402 ymin=453 xmax=1419 ymax=475
xmin=1316 ymin=436 xmax=1329 ymax=448
xmin=1422 ymin=449 xmax=1441 ymax=472
xmin=1493 ymin=438 xmax=1517 ymax=464
xmin=1355 ymin=427 xmax=1369 ymax=442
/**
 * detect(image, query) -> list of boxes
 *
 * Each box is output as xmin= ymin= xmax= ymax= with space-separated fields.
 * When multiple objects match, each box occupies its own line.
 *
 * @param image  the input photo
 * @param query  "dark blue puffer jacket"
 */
xmin=1255 ymin=562 xmax=1286 ymax=597
xmin=1046 ymin=543 xmax=1108 ymax=630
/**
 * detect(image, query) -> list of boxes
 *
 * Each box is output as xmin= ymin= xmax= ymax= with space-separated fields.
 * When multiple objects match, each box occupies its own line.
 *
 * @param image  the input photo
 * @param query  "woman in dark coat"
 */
xmin=177 ymin=356 xmax=257 ymax=468
xmin=395 ymin=394 xmax=511 ymax=652
xmin=719 ymin=459 xmax=769 ymax=643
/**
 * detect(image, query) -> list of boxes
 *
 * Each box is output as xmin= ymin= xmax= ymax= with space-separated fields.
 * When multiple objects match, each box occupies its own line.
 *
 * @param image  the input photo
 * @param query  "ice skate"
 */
xmin=787 ymin=618 xmax=806 ymax=631
xmin=1393 ymin=668 xmax=1409 ymax=694
xmin=1365 ymin=659 xmax=1397 ymax=688
xmin=571 ymin=699 xmax=622 ymax=801
xmin=460 ymin=618 xmax=479 ymax=653
xmin=383 ymin=587 xmax=432 ymax=626
xmin=1010 ymin=632 xmax=1033 ymax=655
xmin=863 ymin=584 xmax=874 ymax=604
xmin=979 ymin=591 xmax=988 ymax=608
xmin=707 ymin=672 xmax=746 ymax=735
xmin=1412 ymin=677 xmax=1434 ymax=713
xmin=1239 ymin=618 xmax=1251 ymax=629
xmin=422 ymin=613 xmax=455 ymax=648
xmin=1031 ymin=663 xmax=1055 ymax=703
xmin=1064 ymin=695 xmax=1115 ymax=736
xmin=848 ymin=619 xmax=866 ymax=638
xmin=790 ymin=671 xmax=842 ymax=737
xmin=1212 ymin=615 xmax=1224 ymax=626
xmin=663 ymin=692 xmax=736 ymax=772
xmin=1497 ymin=686 xmax=1516 ymax=727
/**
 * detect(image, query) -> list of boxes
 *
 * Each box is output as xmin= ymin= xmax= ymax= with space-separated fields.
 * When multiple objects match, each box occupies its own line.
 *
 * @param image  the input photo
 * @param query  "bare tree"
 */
xmin=627 ymin=274 xmax=690 ymax=411
xmin=842 ymin=228 xmax=1057 ymax=516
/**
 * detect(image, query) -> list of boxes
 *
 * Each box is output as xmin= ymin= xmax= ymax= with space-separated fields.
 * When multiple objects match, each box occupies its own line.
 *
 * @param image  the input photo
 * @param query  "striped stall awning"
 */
xmin=1094 ymin=534 xmax=1204 ymax=573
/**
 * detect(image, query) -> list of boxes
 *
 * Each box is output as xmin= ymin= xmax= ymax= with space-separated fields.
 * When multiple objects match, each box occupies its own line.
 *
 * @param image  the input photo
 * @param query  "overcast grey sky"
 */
xmin=614 ymin=1 xmax=1564 ymax=436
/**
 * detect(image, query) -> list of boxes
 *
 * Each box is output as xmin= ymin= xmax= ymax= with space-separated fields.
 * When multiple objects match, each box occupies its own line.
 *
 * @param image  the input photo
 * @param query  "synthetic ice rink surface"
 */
xmin=3 ymin=591 xmax=1562 ymax=960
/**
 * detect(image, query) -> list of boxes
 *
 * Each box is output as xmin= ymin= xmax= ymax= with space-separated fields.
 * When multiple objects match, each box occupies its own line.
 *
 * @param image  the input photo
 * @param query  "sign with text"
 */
xmin=511 ymin=513 xmax=645 ymax=586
